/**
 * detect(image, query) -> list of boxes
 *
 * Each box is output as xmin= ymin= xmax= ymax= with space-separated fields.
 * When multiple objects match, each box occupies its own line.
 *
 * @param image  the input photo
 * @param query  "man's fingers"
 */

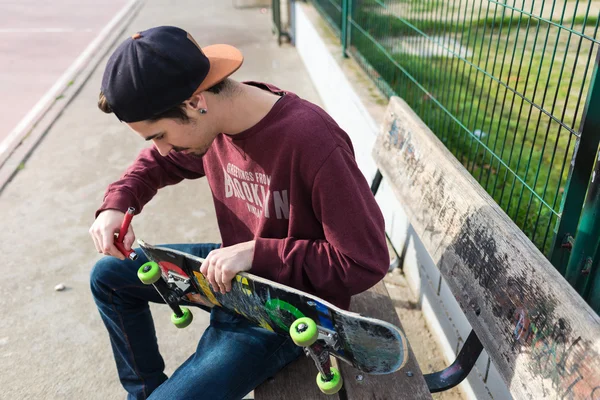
xmin=203 ymin=252 xmax=229 ymax=294
xmin=212 ymin=264 xmax=226 ymax=294
xmin=203 ymin=254 xmax=221 ymax=292
xmin=200 ymin=255 xmax=210 ymax=276
xmin=218 ymin=267 xmax=232 ymax=294
xmin=123 ymin=225 xmax=136 ymax=250
xmin=217 ymin=279 xmax=226 ymax=294
xmin=206 ymin=263 xmax=218 ymax=292
xmin=222 ymin=270 xmax=232 ymax=293
xmin=102 ymin=231 xmax=125 ymax=260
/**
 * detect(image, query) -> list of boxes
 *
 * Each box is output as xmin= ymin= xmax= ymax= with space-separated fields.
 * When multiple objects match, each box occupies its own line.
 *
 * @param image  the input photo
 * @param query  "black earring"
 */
xmin=199 ymin=108 xmax=207 ymax=114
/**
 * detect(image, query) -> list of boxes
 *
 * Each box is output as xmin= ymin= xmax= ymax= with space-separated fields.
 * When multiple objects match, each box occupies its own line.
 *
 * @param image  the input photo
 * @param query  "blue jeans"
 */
xmin=90 ymin=243 xmax=303 ymax=400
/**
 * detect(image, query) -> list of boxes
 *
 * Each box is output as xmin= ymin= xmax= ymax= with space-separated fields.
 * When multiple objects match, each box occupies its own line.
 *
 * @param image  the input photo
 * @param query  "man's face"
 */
xmin=127 ymin=108 xmax=218 ymax=158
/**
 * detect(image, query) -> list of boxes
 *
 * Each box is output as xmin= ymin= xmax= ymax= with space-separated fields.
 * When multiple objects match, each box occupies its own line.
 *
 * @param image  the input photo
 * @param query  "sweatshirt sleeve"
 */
xmin=95 ymin=147 xmax=206 ymax=217
xmin=251 ymin=146 xmax=389 ymax=300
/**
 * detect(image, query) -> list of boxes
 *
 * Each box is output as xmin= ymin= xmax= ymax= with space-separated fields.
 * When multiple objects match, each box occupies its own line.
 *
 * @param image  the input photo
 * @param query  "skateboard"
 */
xmin=136 ymin=240 xmax=409 ymax=394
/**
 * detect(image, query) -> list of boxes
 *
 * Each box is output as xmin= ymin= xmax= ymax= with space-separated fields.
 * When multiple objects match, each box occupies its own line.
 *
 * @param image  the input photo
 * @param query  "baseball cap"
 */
xmin=101 ymin=26 xmax=243 ymax=122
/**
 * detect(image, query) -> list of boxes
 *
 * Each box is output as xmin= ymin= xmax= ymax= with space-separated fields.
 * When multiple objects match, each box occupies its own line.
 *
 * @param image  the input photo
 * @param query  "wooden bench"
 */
xmin=368 ymin=97 xmax=600 ymax=399
xmin=257 ymin=95 xmax=600 ymax=399
xmin=255 ymin=280 xmax=433 ymax=399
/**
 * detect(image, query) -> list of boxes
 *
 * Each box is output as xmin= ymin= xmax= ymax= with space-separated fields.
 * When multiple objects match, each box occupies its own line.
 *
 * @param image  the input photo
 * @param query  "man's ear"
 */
xmin=185 ymin=92 xmax=207 ymax=111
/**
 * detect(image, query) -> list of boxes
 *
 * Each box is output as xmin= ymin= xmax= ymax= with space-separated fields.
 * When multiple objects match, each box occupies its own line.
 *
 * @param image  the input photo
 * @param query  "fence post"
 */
xmin=341 ymin=0 xmax=350 ymax=57
xmin=564 ymin=149 xmax=600 ymax=296
xmin=587 ymin=220 xmax=600 ymax=312
xmin=289 ymin=0 xmax=296 ymax=45
xmin=550 ymin=50 xmax=600 ymax=275
xmin=271 ymin=0 xmax=291 ymax=45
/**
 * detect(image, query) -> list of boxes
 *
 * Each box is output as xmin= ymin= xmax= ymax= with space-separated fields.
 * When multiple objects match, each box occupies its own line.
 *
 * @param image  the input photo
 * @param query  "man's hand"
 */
xmin=200 ymin=241 xmax=256 ymax=294
xmin=89 ymin=209 xmax=136 ymax=260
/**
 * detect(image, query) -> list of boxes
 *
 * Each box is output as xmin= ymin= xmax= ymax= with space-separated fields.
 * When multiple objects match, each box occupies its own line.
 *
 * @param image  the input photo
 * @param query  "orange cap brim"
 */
xmin=196 ymin=44 xmax=244 ymax=92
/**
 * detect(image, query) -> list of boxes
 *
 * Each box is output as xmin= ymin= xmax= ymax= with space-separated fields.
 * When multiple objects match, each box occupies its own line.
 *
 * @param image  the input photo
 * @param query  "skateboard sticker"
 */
xmin=311 ymin=300 xmax=345 ymax=356
xmin=192 ymin=271 xmax=222 ymax=307
xmin=265 ymin=298 xmax=305 ymax=331
xmin=257 ymin=319 xmax=275 ymax=332
xmin=234 ymin=276 xmax=274 ymax=331
xmin=312 ymin=300 xmax=335 ymax=331
xmin=158 ymin=261 xmax=187 ymax=277
xmin=236 ymin=275 xmax=253 ymax=296
xmin=185 ymin=293 xmax=213 ymax=307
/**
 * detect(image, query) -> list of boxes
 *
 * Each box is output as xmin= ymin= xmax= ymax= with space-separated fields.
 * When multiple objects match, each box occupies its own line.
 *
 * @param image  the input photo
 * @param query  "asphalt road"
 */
xmin=0 ymin=0 xmax=128 ymax=154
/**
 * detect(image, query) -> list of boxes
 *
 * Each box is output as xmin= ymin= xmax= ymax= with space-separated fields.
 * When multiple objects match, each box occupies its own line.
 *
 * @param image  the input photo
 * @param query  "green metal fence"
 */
xmin=308 ymin=0 xmax=600 ymax=310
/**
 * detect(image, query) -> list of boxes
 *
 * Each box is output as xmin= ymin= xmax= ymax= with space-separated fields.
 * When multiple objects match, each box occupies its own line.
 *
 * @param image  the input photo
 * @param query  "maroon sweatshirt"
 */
xmin=98 ymin=82 xmax=389 ymax=309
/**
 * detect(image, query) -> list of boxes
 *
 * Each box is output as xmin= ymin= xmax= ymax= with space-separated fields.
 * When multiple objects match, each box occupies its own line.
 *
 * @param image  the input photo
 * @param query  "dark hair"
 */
xmin=98 ymin=79 xmax=230 ymax=122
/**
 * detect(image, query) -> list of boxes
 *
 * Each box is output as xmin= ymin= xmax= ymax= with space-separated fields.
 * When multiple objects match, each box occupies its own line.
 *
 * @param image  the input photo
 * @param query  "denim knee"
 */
xmin=90 ymin=256 xmax=125 ymax=300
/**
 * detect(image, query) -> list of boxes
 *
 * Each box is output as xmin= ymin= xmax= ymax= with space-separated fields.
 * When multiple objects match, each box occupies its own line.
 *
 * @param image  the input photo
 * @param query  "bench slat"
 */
xmin=373 ymin=96 xmax=600 ymax=399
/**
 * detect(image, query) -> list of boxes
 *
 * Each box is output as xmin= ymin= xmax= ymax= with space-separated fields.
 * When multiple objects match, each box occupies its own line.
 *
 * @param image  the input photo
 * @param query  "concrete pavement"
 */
xmin=0 ymin=1 xmax=322 ymax=398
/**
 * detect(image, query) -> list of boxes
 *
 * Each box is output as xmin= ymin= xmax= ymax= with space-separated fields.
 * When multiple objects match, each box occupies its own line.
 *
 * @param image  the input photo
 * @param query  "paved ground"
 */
xmin=0 ymin=0 xmax=128 ymax=146
xmin=0 ymin=1 xmax=321 ymax=398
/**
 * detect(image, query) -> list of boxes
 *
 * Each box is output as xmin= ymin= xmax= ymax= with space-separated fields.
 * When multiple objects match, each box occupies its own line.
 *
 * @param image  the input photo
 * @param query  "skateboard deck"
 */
xmin=138 ymin=240 xmax=409 ymax=375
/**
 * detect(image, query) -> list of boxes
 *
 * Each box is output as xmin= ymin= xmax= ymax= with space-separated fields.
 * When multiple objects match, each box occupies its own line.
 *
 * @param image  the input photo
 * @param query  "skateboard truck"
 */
xmin=316 ymin=326 xmax=340 ymax=350
xmin=114 ymin=207 xmax=138 ymax=261
xmin=290 ymin=318 xmax=343 ymax=395
xmin=115 ymin=211 xmax=190 ymax=327
xmin=137 ymin=262 xmax=194 ymax=328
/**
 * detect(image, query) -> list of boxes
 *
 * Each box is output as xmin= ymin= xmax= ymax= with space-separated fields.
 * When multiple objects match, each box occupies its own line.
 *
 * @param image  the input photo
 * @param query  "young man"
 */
xmin=89 ymin=26 xmax=389 ymax=399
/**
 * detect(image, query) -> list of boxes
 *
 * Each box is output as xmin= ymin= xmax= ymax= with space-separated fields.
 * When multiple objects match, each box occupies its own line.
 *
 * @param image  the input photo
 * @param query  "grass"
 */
xmin=311 ymin=0 xmax=599 ymax=257
xmin=355 ymin=13 xmax=600 ymax=38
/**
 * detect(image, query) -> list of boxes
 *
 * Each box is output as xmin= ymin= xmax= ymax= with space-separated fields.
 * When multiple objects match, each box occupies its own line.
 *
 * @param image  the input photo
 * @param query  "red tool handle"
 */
xmin=117 ymin=207 xmax=135 ymax=242
xmin=115 ymin=207 xmax=138 ymax=260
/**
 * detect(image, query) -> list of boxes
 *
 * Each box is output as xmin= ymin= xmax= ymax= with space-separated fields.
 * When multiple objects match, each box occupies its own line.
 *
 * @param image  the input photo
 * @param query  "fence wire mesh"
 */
xmin=311 ymin=0 xmax=600 ymax=258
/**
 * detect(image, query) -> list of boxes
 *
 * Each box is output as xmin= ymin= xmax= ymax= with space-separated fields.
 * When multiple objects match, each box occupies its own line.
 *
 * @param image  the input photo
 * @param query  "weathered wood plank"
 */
xmin=340 ymin=281 xmax=433 ymax=400
xmin=372 ymin=96 xmax=600 ymax=399
xmin=254 ymin=355 xmax=336 ymax=399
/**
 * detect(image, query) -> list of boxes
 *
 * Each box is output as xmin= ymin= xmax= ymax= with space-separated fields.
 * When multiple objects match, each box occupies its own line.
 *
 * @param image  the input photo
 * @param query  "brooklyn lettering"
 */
xmin=223 ymin=169 xmax=289 ymax=220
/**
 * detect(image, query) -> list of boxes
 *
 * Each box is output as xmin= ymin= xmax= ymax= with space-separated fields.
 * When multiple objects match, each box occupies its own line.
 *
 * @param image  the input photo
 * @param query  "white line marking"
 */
xmin=0 ymin=28 xmax=93 ymax=33
xmin=0 ymin=0 xmax=141 ymax=168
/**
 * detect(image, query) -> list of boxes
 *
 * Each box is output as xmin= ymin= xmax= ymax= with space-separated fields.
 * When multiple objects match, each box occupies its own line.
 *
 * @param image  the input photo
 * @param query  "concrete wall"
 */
xmin=293 ymin=2 xmax=513 ymax=399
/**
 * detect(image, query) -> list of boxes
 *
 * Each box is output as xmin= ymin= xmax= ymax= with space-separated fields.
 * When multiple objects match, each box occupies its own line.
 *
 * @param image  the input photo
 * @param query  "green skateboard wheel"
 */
xmin=317 ymin=367 xmax=343 ymax=395
xmin=171 ymin=307 xmax=193 ymax=328
xmin=138 ymin=262 xmax=161 ymax=285
xmin=289 ymin=317 xmax=318 ymax=347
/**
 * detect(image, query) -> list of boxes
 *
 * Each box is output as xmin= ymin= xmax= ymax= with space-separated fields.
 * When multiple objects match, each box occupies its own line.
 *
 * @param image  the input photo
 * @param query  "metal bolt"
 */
xmin=356 ymin=374 xmax=364 ymax=382
xmin=561 ymin=234 xmax=575 ymax=250
xmin=582 ymin=257 xmax=593 ymax=275
xmin=167 ymin=293 xmax=178 ymax=303
xmin=297 ymin=323 xmax=308 ymax=333
xmin=406 ymin=371 xmax=414 ymax=377
xmin=470 ymin=299 xmax=481 ymax=316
